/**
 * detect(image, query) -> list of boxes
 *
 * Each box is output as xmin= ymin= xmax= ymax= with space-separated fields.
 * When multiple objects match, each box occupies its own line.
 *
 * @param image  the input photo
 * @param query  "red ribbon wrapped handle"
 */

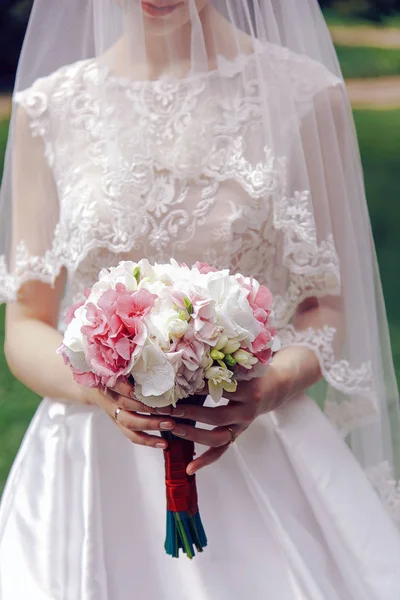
xmin=164 ymin=438 xmax=198 ymax=515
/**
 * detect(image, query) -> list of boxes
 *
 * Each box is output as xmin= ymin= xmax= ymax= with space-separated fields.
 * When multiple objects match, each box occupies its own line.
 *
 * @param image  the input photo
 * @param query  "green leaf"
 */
xmin=224 ymin=354 xmax=237 ymax=368
xmin=133 ymin=266 xmax=140 ymax=284
xmin=183 ymin=296 xmax=193 ymax=315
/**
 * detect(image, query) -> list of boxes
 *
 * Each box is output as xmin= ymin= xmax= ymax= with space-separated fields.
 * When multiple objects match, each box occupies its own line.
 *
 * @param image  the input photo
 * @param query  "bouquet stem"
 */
xmin=161 ymin=395 xmax=207 ymax=559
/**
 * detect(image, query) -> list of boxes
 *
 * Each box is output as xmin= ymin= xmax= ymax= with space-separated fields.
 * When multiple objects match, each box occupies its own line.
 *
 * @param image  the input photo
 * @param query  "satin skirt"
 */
xmin=1 ymin=394 xmax=400 ymax=600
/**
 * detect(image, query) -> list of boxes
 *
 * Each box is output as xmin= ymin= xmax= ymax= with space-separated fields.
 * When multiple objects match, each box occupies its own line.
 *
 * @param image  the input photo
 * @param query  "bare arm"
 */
xmin=4 ymin=102 xmax=87 ymax=405
xmin=4 ymin=277 xmax=86 ymax=404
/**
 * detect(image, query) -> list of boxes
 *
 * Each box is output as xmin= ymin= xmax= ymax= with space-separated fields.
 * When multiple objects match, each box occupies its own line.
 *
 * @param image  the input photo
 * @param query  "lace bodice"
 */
xmin=11 ymin=46 xmax=341 ymax=314
xmin=1 ymin=43 xmax=377 ymax=433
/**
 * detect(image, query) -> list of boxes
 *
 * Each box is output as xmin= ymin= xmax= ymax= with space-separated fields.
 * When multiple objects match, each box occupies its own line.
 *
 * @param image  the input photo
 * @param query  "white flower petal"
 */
xmin=63 ymin=305 xmax=89 ymax=353
xmin=64 ymin=348 xmax=90 ymax=372
xmin=131 ymin=344 xmax=175 ymax=397
xmin=208 ymin=380 xmax=223 ymax=403
xmin=134 ymin=384 xmax=176 ymax=408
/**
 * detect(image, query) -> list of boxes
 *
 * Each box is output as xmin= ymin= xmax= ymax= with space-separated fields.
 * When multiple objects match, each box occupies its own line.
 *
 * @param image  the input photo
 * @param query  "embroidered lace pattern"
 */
xmin=0 ymin=47 xmax=376 ymax=430
xmin=279 ymin=324 xmax=376 ymax=433
xmin=280 ymin=324 xmax=374 ymax=396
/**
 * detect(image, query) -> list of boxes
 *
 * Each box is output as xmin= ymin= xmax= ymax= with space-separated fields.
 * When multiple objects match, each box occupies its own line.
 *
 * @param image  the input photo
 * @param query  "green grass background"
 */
xmin=336 ymin=46 xmax=400 ymax=78
xmin=0 ymin=73 xmax=400 ymax=491
xmin=324 ymin=9 xmax=400 ymax=28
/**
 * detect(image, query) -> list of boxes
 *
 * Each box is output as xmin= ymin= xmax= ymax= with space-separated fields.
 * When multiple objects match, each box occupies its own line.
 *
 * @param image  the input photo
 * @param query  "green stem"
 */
xmin=175 ymin=513 xmax=194 ymax=560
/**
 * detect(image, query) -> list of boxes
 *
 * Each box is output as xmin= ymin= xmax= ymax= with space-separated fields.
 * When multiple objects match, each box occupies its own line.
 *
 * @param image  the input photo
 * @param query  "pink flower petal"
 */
xmin=65 ymin=299 xmax=85 ymax=325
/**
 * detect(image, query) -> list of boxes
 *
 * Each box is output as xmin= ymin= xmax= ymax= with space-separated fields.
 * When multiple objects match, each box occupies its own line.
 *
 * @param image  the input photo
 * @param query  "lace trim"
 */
xmin=0 ymin=245 xmax=65 ymax=302
xmin=279 ymin=324 xmax=374 ymax=396
xmin=366 ymin=462 xmax=400 ymax=527
xmin=324 ymin=396 xmax=379 ymax=437
xmin=279 ymin=324 xmax=377 ymax=433
xmin=273 ymin=189 xmax=341 ymax=326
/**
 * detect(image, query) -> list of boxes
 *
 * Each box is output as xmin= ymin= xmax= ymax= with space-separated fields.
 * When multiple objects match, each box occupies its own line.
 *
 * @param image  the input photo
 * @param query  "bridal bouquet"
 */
xmin=59 ymin=259 xmax=279 ymax=558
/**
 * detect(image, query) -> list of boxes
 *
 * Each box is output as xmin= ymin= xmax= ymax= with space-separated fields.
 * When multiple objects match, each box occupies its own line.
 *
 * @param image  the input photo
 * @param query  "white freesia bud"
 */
xmin=205 ymin=365 xmax=237 ymax=402
xmin=233 ymin=349 xmax=258 ymax=369
xmin=215 ymin=335 xmax=229 ymax=351
xmin=201 ymin=352 xmax=213 ymax=370
xmin=168 ymin=317 xmax=189 ymax=339
xmin=222 ymin=339 xmax=241 ymax=355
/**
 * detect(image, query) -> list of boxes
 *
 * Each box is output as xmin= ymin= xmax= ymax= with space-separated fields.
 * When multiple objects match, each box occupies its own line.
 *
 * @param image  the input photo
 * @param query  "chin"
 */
xmin=141 ymin=0 xmax=210 ymax=35
xmin=141 ymin=3 xmax=190 ymax=34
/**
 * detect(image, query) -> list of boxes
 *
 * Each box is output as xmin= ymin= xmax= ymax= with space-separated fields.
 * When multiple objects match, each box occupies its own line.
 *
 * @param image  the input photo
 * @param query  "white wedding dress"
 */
xmin=1 ymin=44 xmax=400 ymax=599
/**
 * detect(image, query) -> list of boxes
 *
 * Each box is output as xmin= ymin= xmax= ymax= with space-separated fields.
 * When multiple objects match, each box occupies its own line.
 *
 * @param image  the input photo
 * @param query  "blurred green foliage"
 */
xmin=0 ymin=303 xmax=40 ymax=491
xmin=336 ymin=45 xmax=400 ymax=78
xmin=0 ymin=119 xmax=8 ymax=167
xmin=354 ymin=110 xmax=400 ymax=330
xmin=320 ymin=0 xmax=400 ymax=23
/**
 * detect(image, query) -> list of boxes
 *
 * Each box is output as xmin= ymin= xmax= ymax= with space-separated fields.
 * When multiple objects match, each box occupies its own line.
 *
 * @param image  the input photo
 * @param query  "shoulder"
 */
xmin=260 ymin=42 xmax=344 ymax=97
xmin=13 ymin=59 xmax=97 ymax=126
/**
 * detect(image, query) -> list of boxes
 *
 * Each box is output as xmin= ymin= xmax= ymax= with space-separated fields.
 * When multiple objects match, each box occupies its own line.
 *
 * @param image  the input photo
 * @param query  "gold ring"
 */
xmin=114 ymin=407 xmax=122 ymax=423
xmin=227 ymin=427 xmax=236 ymax=445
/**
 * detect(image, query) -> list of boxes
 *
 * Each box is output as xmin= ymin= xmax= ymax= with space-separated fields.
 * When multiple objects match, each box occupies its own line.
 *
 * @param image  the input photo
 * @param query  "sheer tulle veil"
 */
xmin=1 ymin=0 xmax=399 ymax=526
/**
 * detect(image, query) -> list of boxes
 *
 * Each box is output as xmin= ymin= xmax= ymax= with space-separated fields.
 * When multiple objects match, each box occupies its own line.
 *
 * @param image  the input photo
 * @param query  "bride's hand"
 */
xmin=84 ymin=381 xmax=176 ymax=450
xmin=157 ymin=363 xmax=289 ymax=473
xmin=159 ymin=346 xmax=321 ymax=474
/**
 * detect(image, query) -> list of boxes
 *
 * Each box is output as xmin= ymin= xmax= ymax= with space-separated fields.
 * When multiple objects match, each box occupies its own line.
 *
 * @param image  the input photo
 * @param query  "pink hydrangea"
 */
xmin=79 ymin=285 xmax=156 ymax=388
xmin=64 ymin=288 xmax=92 ymax=326
xmin=239 ymin=277 xmax=273 ymax=324
xmin=65 ymin=299 xmax=85 ymax=326
xmin=71 ymin=369 xmax=102 ymax=388
xmin=235 ymin=277 xmax=277 ymax=366
xmin=60 ymin=348 xmax=102 ymax=388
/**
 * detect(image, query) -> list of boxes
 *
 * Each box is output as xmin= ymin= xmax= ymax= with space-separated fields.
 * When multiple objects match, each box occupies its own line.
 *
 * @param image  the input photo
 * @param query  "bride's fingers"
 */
xmin=169 ymin=403 xmax=249 ymax=427
xmin=114 ymin=409 xmax=176 ymax=433
xmin=111 ymin=380 xmax=136 ymax=400
xmin=223 ymin=383 xmax=262 ymax=405
xmin=172 ymin=424 xmax=232 ymax=447
xmin=106 ymin=388 xmax=155 ymax=414
xmin=102 ymin=394 xmax=175 ymax=432
xmin=119 ymin=427 xmax=168 ymax=449
xmin=187 ymin=445 xmax=229 ymax=475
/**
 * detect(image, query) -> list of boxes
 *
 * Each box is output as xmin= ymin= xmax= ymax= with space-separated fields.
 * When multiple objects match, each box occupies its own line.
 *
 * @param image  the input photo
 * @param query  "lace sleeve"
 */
xmin=276 ymin=79 xmax=378 ymax=435
xmin=0 ymin=80 xmax=62 ymax=303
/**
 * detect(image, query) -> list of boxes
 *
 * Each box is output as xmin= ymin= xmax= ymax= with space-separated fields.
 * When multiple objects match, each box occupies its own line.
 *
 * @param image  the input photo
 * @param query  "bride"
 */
xmin=1 ymin=0 xmax=400 ymax=597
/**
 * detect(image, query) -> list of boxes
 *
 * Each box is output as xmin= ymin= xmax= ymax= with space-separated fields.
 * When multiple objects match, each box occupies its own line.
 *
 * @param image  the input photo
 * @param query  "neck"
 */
xmin=115 ymin=3 xmax=221 ymax=80
xmin=106 ymin=5 xmax=249 ymax=81
xmin=145 ymin=4 xmax=217 ymax=77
